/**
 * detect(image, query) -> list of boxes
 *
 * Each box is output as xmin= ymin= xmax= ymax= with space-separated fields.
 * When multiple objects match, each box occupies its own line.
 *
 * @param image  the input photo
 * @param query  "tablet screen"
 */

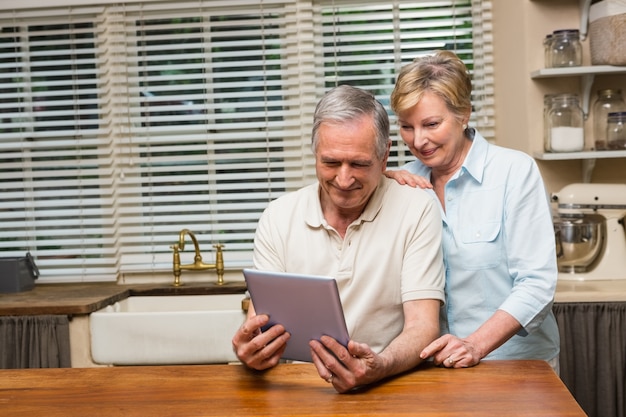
xmin=243 ymin=268 xmax=350 ymax=362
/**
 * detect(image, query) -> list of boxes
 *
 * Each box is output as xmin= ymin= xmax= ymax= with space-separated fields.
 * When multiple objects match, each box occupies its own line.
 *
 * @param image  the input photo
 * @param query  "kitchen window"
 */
xmin=0 ymin=0 xmax=493 ymax=282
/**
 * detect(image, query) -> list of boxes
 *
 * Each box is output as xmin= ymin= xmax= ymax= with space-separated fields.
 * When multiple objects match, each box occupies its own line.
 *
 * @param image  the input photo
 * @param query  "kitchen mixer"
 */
xmin=552 ymin=183 xmax=626 ymax=280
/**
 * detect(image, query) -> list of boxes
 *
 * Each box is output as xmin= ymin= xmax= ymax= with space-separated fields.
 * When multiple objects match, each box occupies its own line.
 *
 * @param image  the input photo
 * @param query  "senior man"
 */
xmin=232 ymin=85 xmax=445 ymax=393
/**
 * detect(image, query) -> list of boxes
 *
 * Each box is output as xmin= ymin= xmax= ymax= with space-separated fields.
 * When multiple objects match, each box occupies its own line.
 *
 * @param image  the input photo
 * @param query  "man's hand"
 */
xmin=309 ymin=336 xmax=384 ymax=393
xmin=232 ymin=314 xmax=291 ymax=370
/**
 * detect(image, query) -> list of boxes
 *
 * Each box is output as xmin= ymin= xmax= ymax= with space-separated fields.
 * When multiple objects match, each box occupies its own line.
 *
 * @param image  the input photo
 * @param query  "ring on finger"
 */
xmin=325 ymin=374 xmax=333 ymax=383
xmin=447 ymin=356 xmax=455 ymax=366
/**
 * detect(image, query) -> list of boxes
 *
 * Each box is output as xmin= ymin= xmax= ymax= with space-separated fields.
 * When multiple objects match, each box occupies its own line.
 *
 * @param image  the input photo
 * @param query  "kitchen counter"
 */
xmin=0 ymin=281 xmax=247 ymax=316
xmin=0 ymin=283 xmax=128 ymax=316
xmin=555 ymin=279 xmax=626 ymax=302
xmin=1 ymin=277 xmax=624 ymax=316
xmin=0 ymin=360 xmax=584 ymax=416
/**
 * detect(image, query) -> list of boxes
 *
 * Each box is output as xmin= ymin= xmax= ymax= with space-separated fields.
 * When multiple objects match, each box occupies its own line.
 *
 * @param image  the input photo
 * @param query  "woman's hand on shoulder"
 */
xmin=384 ymin=169 xmax=433 ymax=189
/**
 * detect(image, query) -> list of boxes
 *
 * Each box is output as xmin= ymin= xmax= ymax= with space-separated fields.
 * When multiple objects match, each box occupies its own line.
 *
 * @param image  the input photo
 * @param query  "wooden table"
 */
xmin=0 ymin=361 xmax=584 ymax=416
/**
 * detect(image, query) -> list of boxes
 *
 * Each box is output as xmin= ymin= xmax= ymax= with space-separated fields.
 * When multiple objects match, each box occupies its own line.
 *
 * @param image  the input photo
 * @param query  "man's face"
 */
xmin=315 ymin=115 xmax=389 ymax=217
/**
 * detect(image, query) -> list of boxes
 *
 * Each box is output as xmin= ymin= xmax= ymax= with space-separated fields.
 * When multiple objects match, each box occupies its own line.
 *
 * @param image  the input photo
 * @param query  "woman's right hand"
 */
xmin=384 ymin=169 xmax=433 ymax=189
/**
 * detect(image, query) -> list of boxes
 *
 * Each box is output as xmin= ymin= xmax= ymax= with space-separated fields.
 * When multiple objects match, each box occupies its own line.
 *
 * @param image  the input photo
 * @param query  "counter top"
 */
xmin=555 ymin=279 xmax=626 ymax=303
xmin=0 ymin=361 xmax=584 ymax=416
xmin=1 ymin=277 xmax=623 ymax=316
xmin=0 ymin=283 xmax=128 ymax=316
xmin=0 ymin=281 xmax=247 ymax=316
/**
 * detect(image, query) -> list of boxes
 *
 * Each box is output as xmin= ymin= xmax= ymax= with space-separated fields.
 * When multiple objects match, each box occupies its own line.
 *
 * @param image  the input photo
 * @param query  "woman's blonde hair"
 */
xmin=390 ymin=50 xmax=472 ymax=122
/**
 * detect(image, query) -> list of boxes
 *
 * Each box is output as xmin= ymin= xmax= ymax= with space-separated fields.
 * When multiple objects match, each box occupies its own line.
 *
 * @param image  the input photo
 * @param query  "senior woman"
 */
xmin=386 ymin=50 xmax=560 ymax=371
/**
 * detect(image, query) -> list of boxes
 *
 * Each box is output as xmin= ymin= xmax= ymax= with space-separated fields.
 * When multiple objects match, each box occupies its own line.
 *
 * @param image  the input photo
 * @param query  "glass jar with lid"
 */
xmin=550 ymin=29 xmax=582 ymax=67
xmin=592 ymin=89 xmax=625 ymax=150
xmin=607 ymin=112 xmax=626 ymax=150
xmin=547 ymin=93 xmax=584 ymax=152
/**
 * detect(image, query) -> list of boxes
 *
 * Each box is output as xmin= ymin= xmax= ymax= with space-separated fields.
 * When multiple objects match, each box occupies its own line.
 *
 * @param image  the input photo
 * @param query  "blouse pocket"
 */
xmin=458 ymin=222 xmax=502 ymax=269
xmin=456 ymin=189 xmax=504 ymax=269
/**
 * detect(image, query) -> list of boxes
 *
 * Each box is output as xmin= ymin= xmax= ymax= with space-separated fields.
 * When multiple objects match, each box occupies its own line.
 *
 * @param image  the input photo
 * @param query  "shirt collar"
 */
xmin=459 ymin=129 xmax=489 ymax=184
xmin=305 ymin=176 xmax=388 ymax=228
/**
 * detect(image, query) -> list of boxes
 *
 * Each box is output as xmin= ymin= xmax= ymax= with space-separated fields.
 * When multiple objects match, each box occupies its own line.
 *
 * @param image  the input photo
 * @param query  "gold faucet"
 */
xmin=170 ymin=229 xmax=225 ymax=287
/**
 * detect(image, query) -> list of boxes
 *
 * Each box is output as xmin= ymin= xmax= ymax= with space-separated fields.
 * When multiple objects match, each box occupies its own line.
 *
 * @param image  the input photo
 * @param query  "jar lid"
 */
xmin=607 ymin=111 xmax=626 ymax=121
xmin=553 ymin=93 xmax=579 ymax=99
xmin=597 ymin=89 xmax=622 ymax=95
xmin=552 ymin=29 xmax=579 ymax=35
xmin=543 ymin=93 xmax=560 ymax=103
xmin=552 ymin=93 xmax=580 ymax=104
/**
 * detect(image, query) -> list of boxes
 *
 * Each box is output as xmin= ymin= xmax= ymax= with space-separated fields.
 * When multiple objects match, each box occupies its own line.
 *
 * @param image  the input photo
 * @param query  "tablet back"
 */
xmin=243 ymin=268 xmax=350 ymax=362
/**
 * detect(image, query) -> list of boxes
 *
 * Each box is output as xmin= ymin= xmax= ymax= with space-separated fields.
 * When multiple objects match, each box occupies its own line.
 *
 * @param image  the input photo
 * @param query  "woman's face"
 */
xmin=396 ymin=91 xmax=469 ymax=173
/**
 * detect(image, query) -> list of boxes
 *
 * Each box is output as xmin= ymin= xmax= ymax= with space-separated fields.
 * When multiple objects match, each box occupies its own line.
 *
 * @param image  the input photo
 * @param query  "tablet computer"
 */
xmin=243 ymin=268 xmax=350 ymax=363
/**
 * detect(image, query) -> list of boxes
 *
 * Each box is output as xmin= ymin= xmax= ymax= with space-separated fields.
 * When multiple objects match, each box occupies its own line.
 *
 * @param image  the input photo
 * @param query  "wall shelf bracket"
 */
xmin=579 ymin=0 xmax=592 ymax=40
xmin=582 ymin=158 xmax=596 ymax=183
xmin=581 ymin=73 xmax=594 ymax=118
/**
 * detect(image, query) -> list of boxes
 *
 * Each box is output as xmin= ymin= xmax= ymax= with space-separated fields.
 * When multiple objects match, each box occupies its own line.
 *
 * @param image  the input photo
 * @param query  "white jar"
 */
xmin=547 ymin=94 xmax=584 ymax=152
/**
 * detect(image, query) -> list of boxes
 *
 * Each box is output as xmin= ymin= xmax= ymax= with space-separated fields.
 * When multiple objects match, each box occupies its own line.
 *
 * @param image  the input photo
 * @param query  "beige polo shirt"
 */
xmin=253 ymin=176 xmax=445 ymax=354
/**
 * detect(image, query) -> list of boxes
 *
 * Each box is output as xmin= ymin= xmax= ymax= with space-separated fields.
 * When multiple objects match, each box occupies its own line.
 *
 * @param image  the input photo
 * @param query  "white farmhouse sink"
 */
xmin=90 ymin=294 xmax=246 ymax=365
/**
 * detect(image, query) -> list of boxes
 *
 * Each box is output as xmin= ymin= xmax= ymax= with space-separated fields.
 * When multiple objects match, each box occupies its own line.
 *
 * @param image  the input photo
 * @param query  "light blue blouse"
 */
xmin=402 ymin=129 xmax=560 ymax=361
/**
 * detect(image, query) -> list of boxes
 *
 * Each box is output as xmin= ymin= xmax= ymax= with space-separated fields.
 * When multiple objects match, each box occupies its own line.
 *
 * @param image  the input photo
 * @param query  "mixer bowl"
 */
xmin=554 ymin=215 xmax=606 ymax=273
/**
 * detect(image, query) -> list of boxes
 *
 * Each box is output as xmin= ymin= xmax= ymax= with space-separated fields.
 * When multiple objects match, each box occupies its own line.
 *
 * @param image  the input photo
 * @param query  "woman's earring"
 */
xmin=462 ymin=124 xmax=468 ymax=130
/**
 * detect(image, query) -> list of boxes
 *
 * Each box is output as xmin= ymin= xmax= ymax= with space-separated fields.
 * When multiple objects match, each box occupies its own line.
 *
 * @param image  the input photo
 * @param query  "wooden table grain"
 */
xmin=0 ymin=361 xmax=585 ymax=416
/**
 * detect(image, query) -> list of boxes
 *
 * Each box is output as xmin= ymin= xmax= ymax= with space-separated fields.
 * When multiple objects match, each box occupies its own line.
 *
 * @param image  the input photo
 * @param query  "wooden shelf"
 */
xmin=531 ymin=66 xmax=626 ymax=116
xmin=531 ymin=66 xmax=626 ymax=79
xmin=533 ymin=150 xmax=626 ymax=160
xmin=533 ymin=150 xmax=626 ymax=183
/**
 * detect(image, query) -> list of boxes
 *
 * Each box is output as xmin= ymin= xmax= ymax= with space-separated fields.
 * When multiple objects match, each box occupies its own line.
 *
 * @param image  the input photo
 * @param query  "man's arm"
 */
xmin=378 ymin=298 xmax=441 ymax=374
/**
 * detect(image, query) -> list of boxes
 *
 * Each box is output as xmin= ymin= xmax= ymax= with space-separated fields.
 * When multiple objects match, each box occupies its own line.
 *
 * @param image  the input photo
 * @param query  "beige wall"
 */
xmin=492 ymin=0 xmax=626 ymax=195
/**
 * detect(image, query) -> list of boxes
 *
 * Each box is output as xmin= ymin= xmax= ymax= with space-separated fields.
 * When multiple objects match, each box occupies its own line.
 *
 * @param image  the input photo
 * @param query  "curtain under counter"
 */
xmin=554 ymin=302 xmax=626 ymax=417
xmin=0 ymin=315 xmax=71 ymax=369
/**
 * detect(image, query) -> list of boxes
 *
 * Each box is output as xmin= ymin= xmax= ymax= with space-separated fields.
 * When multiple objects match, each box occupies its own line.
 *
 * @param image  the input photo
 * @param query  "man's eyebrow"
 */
xmin=320 ymin=155 xmax=373 ymax=166
xmin=351 ymin=159 xmax=373 ymax=165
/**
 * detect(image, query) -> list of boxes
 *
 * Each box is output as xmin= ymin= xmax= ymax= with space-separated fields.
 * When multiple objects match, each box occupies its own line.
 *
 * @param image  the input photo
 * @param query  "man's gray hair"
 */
xmin=311 ymin=85 xmax=390 ymax=160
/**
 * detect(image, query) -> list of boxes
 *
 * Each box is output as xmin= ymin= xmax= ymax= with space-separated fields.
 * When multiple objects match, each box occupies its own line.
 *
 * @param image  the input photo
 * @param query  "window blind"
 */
xmin=0 ymin=0 xmax=493 ymax=283
xmin=318 ymin=0 xmax=494 ymax=166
